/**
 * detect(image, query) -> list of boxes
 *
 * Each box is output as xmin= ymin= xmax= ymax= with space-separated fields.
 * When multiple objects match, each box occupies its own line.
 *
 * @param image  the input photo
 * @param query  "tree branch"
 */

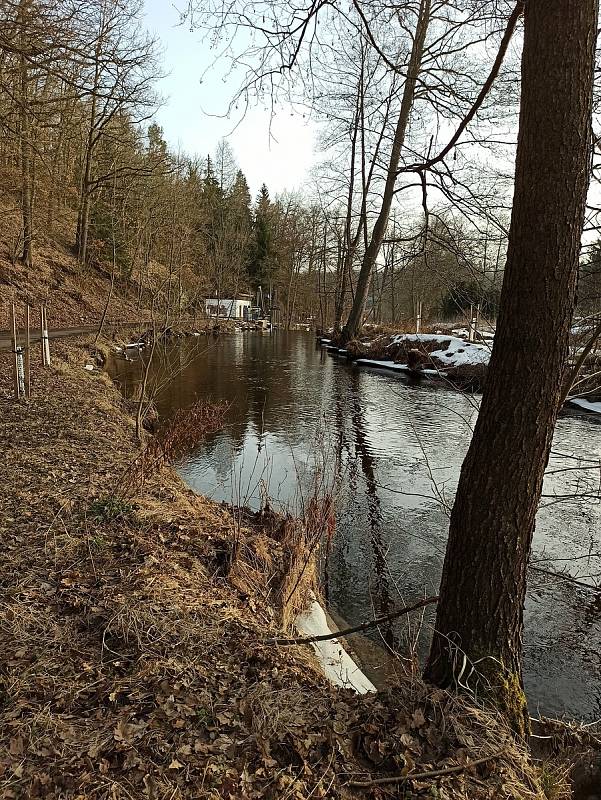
xmin=266 ymin=595 xmax=438 ymax=645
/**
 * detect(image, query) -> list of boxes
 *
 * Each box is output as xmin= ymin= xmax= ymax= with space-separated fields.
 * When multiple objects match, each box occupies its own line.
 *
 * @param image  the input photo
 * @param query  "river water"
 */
xmin=109 ymin=331 xmax=601 ymax=721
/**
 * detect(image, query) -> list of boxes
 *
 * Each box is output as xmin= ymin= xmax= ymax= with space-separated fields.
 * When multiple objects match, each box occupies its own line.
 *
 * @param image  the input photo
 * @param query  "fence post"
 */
xmin=11 ymin=303 xmax=20 ymax=400
xmin=40 ymin=306 xmax=46 ymax=366
xmin=25 ymin=303 xmax=31 ymax=398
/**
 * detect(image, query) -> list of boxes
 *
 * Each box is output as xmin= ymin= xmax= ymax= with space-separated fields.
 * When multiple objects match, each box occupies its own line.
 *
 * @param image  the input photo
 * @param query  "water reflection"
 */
xmin=108 ymin=331 xmax=601 ymax=721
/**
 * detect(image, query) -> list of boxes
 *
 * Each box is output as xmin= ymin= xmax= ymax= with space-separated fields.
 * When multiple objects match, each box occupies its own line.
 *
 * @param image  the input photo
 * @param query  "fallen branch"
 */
xmin=348 ymin=750 xmax=506 ymax=788
xmin=266 ymin=596 xmax=438 ymax=646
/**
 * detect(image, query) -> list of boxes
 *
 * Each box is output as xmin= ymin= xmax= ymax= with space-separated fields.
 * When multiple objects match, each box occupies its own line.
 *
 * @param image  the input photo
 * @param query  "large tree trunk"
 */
xmin=333 ymin=65 xmax=362 ymax=334
xmin=76 ymin=34 xmax=102 ymax=265
xmin=339 ymin=0 xmax=430 ymax=344
xmin=18 ymin=0 xmax=33 ymax=269
xmin=76 ymin=117 xmax=96 ymax=265
xmin=424 ymin=0 xmax=597 ymax=736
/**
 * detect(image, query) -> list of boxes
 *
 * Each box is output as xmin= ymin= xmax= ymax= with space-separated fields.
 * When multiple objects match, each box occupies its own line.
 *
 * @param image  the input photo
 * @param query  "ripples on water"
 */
xmin=109 ymin=331 xmax=601 ymax=721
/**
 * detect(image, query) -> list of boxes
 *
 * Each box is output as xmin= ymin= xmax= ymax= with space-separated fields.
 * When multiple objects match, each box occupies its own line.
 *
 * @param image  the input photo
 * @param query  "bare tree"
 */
xmin=424 ymin=0 xmax=597 ymax=735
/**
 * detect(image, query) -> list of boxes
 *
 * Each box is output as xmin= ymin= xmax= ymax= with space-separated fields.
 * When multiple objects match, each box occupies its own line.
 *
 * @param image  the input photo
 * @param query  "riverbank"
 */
xmin=324 ymin=331 xmax=491 ymax=391
xmin=323 ymin=331 xmax=601 ymax=412
xmin=0 ymin=336 xmax=580 ymax=798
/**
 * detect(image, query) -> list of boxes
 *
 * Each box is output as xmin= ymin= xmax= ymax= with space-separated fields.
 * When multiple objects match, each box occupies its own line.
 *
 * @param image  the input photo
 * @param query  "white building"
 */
xmin=205 ymin=295 xmax=252 ymax=320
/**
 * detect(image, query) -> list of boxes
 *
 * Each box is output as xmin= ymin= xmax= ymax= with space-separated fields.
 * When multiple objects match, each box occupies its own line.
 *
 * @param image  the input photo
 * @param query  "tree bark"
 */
xmin=424 ymin=0 xmax=597 ymax=736
xmin=18 ymin=0 xmax=33 ymax=269
xmin=340 ymin=0 xmax=430 ymax=344
xmin=76 ymin=91 xmax=97 ymax=265
xmin=334 ymin=58 xmax=363 ymax=334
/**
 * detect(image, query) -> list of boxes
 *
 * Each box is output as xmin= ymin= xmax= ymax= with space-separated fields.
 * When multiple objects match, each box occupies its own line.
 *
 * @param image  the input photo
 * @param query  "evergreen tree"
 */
xmin=249 ymin=183 xmax=275 ymax=291
xmin=230 ymin=170 xmax=251 ymax=214
xmin=147 ymin=123 xmax=168 ymax=161
xmin=228 ymin=170 xmax=253 ymax=282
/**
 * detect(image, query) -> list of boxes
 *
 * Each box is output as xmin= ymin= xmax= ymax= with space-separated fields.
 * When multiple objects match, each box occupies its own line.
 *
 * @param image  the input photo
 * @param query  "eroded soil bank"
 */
xmin=0 ymin=335 xmax=593 ymax=799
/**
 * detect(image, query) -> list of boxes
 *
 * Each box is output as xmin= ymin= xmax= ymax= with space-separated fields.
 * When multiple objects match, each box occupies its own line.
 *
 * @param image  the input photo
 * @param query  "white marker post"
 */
xmin=40 ymin=307 xmax=47 ymax=367
xmin=11 ymin=303 xmax=20 ymax=400
xmin=25 ymin=304 xmax=31 ymax=398
xmin=16 ymin=346 xmax=25 ymax=396
xmin=42 ymin=306 xmax=51 ymax=366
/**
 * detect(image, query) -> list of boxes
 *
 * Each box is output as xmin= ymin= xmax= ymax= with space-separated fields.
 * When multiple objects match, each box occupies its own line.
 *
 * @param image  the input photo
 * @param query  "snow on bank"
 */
xmin=296 ymin=597 xmax=376 ymax=694
xmin=356 ymin=359 xmax=409 ymax=372
xmin=567 ymin=397 xmax=601 ymax=415
xmin=356 ymin=358 xmax=440 ymax=376
xmin=389 ymin=333 xmax=491 ymax=368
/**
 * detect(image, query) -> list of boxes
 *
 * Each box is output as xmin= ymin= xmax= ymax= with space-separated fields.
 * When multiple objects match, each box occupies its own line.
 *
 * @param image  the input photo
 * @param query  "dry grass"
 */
xmin=116 ymin=398 xmax=229 ymax=496
xmin=0 ymin=336 xmax=551 ymax=799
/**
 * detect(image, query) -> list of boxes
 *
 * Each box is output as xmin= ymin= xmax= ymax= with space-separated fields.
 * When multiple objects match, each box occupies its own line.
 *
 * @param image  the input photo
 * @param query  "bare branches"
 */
xmin=398 ymin=1 xmax=524 ymax=176
xmin=266 ymin=595 xmax=438 ymax=645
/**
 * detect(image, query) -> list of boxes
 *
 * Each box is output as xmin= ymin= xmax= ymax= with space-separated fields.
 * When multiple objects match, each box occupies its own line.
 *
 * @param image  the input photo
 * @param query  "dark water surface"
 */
xmin=109 ymin=331 xmax=601 ymax=721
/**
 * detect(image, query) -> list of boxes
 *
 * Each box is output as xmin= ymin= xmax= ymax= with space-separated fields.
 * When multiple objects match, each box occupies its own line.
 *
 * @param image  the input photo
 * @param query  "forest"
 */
xmin=1 ymin=0 xmax=601 ymax=799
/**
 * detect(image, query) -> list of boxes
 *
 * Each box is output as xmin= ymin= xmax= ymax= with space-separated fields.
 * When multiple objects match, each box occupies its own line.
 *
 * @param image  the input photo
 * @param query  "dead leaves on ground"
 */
xmin=0 ymin=343 xmax=542 ymax=799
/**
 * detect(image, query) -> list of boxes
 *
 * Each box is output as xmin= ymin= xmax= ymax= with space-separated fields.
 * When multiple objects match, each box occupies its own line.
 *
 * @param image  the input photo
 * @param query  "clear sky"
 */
xmin=143 ymin=0 xmax=316 ymax=198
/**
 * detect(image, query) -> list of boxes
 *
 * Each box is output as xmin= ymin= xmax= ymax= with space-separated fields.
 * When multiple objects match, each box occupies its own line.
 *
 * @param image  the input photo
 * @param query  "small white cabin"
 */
xmin=205 ymin=296 xmax=252 ymax=320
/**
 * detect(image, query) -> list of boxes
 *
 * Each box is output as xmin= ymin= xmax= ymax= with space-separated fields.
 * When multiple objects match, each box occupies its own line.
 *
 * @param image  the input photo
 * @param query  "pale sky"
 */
xmin=143 ymin=0 xmax=316 ymax=198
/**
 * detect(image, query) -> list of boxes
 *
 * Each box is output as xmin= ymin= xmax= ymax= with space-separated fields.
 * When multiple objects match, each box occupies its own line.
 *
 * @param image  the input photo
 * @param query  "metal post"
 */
xmin=40 ymin=306 xmax=47 ymax=366
xmin=11 ymin=303 xmax=20 ymax=400
xmin=416 ymin=300 xmax=422 ymax=334
xmin=25 ymin=304 xmax=31 ymax=398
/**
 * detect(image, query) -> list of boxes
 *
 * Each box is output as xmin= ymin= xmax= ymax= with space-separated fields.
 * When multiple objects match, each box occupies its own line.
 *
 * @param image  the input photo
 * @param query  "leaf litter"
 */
xmin=0 ymin=338 xmax=550 ymax=799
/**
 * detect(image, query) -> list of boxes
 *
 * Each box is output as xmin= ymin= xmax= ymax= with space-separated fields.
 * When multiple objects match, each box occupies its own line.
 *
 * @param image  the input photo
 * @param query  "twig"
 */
xmin=266 ymin=596 xmax=438 ymax=645
xmin=561 ymin=316 xmax=601 ymax=407
xmin=399 ymin=1 xmax=524 ymax=176
xmin=529 ymin=565 xmax=601 ymax=593
xmin=348 ymin=750 xmax=506 ymax=788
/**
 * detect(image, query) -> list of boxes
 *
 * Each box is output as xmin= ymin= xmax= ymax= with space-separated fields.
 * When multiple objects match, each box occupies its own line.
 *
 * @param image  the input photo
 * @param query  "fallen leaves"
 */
xmin=0 ymin=342 xmax=543 ymax=800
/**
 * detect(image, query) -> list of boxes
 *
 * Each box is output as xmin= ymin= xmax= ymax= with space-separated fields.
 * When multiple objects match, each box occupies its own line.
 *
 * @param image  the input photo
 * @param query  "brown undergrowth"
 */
xmin=0 ymin=338 xmax=552 ymax=798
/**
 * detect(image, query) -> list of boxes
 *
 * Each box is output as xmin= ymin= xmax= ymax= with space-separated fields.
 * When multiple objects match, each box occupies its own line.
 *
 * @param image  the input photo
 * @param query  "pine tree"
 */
xmin=249 ymin=183 xmax=275 ymax=291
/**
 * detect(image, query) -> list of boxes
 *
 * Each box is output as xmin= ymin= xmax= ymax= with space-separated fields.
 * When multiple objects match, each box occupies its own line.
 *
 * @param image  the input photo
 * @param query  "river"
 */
xmin=108 ymin=330 xmax=601 ymax=722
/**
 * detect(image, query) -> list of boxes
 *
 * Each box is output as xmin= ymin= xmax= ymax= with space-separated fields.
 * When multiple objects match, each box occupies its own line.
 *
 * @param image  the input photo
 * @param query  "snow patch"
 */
xmin=357 ymin=358 xmax=410 ymax=372
xmin=388 ymin=333 xmax=490 ymax=368
xmin=567 ymin=397 xmax=601 ymax=415
xmin=295 ymin=597 xmax=376 ymax=694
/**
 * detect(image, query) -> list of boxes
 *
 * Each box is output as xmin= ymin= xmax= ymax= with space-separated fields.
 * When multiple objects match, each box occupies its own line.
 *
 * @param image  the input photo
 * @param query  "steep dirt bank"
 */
xmin=0 ymin=242 xmax=155 ymax=330
xmin=0 ymin=337 xmax=561 ymax=799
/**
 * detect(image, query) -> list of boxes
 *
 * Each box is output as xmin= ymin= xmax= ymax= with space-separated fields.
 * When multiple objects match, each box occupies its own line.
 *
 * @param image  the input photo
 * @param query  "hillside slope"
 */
xmin=0 ymin=185 xmax=202 ymax=331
